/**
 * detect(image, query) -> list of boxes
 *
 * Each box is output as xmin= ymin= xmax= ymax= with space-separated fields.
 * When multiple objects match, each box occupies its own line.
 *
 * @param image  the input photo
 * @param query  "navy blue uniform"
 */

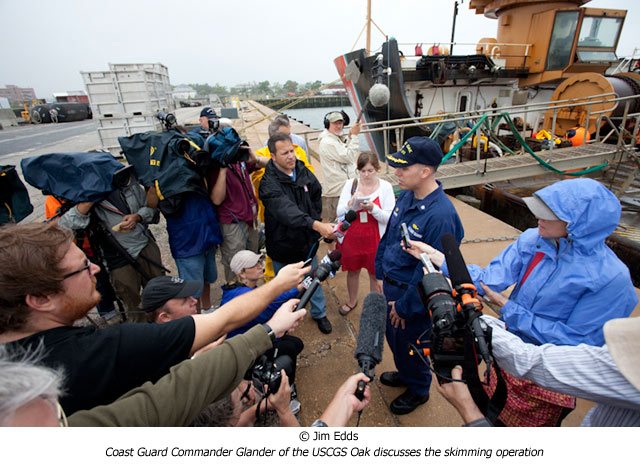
xmin=375 ymin=182 xmax=464 ymax=396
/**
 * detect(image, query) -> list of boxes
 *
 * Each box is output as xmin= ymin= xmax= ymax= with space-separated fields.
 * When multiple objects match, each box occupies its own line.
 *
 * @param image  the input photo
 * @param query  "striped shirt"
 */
xmin=484 ymin=316 xmax=640 ymax=426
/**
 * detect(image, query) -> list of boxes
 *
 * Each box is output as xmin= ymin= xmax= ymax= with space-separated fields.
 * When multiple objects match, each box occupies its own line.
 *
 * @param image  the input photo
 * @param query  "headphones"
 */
xmin=323 ymin=110 xmax=351 ymax=129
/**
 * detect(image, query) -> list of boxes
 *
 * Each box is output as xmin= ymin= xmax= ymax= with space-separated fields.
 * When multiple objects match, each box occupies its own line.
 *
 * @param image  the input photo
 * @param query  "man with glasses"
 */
xmin=0 ymin=222 xmax=309 ymax=415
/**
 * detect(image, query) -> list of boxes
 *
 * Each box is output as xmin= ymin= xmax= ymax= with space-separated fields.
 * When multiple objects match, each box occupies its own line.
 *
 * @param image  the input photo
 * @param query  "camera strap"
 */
xmin=463 ymin=328 xmax=508 ymax=425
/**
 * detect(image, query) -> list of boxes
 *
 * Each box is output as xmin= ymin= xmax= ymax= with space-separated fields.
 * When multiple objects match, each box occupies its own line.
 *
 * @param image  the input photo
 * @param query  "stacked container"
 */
xmin=81 ymin=63 xmax=174 ymax=155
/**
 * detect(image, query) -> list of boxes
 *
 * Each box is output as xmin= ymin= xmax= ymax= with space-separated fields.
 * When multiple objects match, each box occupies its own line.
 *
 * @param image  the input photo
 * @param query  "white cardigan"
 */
xmin=336 ymin=178 xmax=395 ymax=238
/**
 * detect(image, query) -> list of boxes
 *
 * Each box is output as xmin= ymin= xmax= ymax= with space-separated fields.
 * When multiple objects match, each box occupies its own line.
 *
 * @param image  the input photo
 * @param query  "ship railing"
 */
xmin=610 ymin=47 xmax=640 ymax=75
xmin=291 ymin=93 xmax=640 ymax=173
xmin=395 ymin=41 xmax=531 ymax=68
xmin=352 ymin=93 xmax=640 ymax=177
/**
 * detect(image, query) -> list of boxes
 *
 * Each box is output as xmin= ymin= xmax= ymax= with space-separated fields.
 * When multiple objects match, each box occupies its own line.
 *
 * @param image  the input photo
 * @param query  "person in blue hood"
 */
xmin=404 ymin=178 xmax=637 ymax=426
xmin=411 ymin=178 xmax=637 ymax=347
xmin=469 ymin=178 xmax=637 ymax=347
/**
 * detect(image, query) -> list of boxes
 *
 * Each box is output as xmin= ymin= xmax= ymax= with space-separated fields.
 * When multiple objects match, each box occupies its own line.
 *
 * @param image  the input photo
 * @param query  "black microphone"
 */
xmin=320 ymin=249 xmax=342 ymax=278
xmin=354 ymin=292 xmax=387 ymax=400
xmin=295 ymin=257 xmax=338 ymax=311
xmin=440 ymin=233 xmax=491 ymax=366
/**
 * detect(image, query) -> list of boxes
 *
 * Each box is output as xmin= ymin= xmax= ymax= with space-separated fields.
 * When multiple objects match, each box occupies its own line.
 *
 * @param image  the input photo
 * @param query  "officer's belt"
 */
xmin=383 ymin=274 xmax=408 ymax=290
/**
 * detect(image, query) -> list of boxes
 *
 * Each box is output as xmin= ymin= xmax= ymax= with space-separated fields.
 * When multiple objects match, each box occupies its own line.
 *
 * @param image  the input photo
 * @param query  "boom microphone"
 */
xmin=369 ymin=83 xmax=391 ymax=108
xmin=441 ymin=233 xmax=473 ymax=287
xmin=355 ymin=83 xmax=390 ymax=123
xmin=354 ymin=292 xmax=387 ymax=400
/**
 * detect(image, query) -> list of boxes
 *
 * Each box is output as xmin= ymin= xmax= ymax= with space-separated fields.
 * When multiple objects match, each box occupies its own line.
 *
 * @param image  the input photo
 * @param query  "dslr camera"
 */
xmin=250 ymin=354 xmax=294 ymax=394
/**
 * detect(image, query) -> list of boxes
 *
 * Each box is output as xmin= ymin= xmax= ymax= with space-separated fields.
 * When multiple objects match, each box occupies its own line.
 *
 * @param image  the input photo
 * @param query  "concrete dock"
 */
xmin=7 ymin=102 xmax=639 ymax=427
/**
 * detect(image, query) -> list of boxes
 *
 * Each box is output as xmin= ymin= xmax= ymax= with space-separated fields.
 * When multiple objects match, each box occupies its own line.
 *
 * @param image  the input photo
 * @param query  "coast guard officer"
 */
xmin=375 ymin=137 xmax=464 ymax=415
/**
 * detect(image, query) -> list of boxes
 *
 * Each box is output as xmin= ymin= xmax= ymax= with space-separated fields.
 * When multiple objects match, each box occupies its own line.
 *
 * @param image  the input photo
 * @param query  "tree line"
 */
xmin=185 ymin=80 xmax=324 ymax=98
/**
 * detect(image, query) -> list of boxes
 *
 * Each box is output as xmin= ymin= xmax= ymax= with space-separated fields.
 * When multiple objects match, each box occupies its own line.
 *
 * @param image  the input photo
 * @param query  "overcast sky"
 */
xmin=0 ymin=0 xmax=637 ymax=99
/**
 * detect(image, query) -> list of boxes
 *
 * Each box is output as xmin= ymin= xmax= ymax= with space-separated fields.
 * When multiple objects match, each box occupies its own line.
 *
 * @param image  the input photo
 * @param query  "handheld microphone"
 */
xmin=323 ymin=210 xmax=357 ymax=243
xmin=354 ymin=292 xmax=387 ymax=400
xmin=441 ymin=234 xmax=491 ymax=367
xmin=295 ymin=253 xmax=341 ymax=311
xmin=320 ymin=250 xmax=342 ymax=278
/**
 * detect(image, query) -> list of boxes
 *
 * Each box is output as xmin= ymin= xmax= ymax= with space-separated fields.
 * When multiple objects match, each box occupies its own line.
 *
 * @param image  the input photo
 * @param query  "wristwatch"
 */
xmin=311 ymin=419 xmax=328 ymax=427
xmin=261 ymin=323 xmax=276 ymax=344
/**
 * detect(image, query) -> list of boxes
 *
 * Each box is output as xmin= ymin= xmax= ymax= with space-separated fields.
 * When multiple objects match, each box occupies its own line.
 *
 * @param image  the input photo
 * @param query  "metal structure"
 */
xmin=81 ymin=63 xmax=174 ymax=155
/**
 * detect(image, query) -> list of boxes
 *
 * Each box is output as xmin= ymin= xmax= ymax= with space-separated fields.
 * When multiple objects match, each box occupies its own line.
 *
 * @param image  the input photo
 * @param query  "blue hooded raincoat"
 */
xmin=447 ymin=178 xmax=637 ymax=346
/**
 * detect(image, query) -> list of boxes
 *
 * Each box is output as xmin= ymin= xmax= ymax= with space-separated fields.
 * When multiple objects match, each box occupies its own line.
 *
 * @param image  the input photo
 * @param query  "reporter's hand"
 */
xmin=319 ymin=373 xmax=371 ymax=427
xmin=435 ymin=366 xmax=485 ymax=424
xmin=389 ymin=302 xmax=406 ymax=330
xmin=119 ymin=213 xmax=141 ymax=231
xmin=266 ymin=299 xmax=305 ymax=337
xmin=349 ymin=122 xmax=361 ymax=137
xmin=76 ymin=201 xmax=95 ymax=215
xmin=313 ymin=221 xmax=336 ymax=239
xmin=402 ymin=240 xmax=445 ymax=267
xmin=268 ymin=370 xmax=292 ymax=415
xmin=480 ymin=282 xmax=508 ymax=308
xmin=361 ymin=200 xmax=374 ymax=212
xmin=273 ymin=262 xmax=310 ymax=290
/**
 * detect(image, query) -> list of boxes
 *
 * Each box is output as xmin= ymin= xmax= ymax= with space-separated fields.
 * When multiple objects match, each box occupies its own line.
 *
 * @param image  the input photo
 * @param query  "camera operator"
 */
xmin=0 ymin=222 xmax=309 ymax=415
xmin=0 ymin=299 xmax=306 ymax=427
xmin=191 ymin=371 xmax=372 ymax=428
xmin=208 ymin=122 xmax=269 ymax=283
xmin=190 ymin=371 xmax=299 ymax=427
xmin=435 ymin=315 xmax=640 ymax=427
xmin=404 ymin=178 xmax=637 ymax=425
xmin=57 ymin=166 xmax=164 ymax=323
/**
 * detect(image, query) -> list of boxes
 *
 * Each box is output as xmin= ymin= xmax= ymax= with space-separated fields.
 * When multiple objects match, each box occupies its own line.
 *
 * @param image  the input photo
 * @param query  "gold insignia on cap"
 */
xmin=386 ymin=154 xmax=408 ymax=164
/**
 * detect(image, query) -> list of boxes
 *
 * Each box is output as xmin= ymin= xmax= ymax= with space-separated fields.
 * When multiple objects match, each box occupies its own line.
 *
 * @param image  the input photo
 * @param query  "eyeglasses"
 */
xmin=62 ymin=258 xmax=92 ymax=280
xmin=56 ymin=401 xmax=69 ymax=427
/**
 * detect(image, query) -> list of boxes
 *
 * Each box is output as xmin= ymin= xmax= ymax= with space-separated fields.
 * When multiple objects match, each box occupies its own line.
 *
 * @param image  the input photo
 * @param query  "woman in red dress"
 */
xmin=336 ymin=152 xmax=395 ymax=315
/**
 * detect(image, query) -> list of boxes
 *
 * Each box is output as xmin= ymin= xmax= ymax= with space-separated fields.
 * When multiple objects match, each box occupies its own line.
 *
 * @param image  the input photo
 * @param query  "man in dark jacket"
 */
xmin=259 ymin=133 xmax=335 ymax=334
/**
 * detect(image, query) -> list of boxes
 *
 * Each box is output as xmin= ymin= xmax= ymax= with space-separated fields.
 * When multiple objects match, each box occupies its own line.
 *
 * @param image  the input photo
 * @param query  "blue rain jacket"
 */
xmin=447 ymin=178 xmax=637 ymax=346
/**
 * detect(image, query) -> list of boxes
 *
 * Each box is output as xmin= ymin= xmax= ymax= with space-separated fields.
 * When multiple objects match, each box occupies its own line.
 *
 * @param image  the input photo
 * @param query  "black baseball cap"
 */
xmin=386 ymin=136 xmax=444 ymax=168
xmin=141 ymin=276 xmax=201 ymax=313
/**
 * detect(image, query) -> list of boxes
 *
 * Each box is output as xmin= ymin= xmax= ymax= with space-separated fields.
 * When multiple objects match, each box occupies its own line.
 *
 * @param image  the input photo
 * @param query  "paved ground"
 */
xmin=6 ymin=103 xmax=639 ymax=427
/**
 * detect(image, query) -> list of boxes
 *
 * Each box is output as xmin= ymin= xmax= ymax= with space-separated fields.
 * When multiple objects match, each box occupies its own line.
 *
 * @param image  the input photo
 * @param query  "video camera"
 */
xmin=415 ymin=235 xmax=492 ymax=383
xmin=194 ymin=127 xmax=251 ymax=170
xmin=156 ymin=111 xmax=178 ymax=131
xmin=250 ymin=354 xmax=294 ymax=395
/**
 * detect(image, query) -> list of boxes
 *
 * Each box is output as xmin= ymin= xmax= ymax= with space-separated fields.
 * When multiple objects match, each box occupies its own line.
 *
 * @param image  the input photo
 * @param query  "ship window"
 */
xmin=578 ymin=16 xmax=622 ymax=48
xmin=546 ymin=11 xmax=579 ymax=71
xmin=459 ymin=95 xmax=468 ymax=112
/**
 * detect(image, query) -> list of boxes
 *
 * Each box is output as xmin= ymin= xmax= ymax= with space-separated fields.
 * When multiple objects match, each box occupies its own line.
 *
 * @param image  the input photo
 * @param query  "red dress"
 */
xmin=338 ymin=196 xmax=381 ymax=274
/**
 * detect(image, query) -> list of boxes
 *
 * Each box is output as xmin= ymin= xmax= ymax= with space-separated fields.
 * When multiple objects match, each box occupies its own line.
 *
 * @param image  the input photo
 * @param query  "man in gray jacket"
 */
xmin=58 ymin=168 xmax=165 ymax=322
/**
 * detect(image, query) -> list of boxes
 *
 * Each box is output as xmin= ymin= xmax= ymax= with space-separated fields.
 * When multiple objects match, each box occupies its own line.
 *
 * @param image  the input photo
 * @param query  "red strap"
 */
xmin=520 ymin=252 xmax=545 ymax=286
